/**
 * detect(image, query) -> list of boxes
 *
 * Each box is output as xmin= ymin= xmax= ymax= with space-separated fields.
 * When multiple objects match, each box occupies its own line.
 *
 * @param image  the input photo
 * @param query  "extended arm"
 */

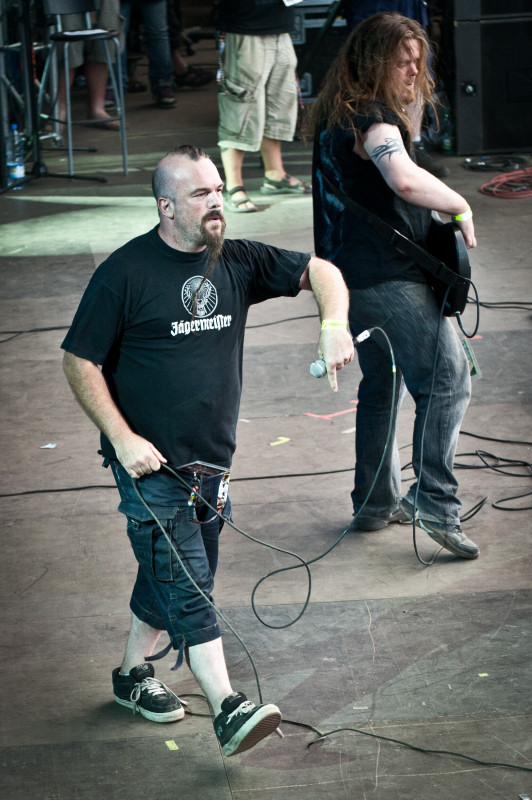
xmin=62 ymin=351 xmax=167 ymax=478
xmin=299 ymin=257 xmax=355 ymax=391
xmin=360 ymin=122 xmax=476 ymax=249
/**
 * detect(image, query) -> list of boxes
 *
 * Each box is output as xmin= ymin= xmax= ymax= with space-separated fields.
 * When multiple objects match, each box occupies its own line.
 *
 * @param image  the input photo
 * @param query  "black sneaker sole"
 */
xmin=114 ymin=694 xmax=185 ymax=722
xmin=223 ymin=707 xmax=282 ymax=757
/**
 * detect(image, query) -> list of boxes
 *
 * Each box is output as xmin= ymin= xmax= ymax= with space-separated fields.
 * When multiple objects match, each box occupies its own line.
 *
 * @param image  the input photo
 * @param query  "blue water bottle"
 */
xmin=6 ymin=123 xmax=25 ymax=188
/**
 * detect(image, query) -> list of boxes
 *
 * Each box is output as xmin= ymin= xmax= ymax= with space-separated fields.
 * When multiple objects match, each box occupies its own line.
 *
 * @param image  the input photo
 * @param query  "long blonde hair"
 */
xmin=307 ymin=12 xmax=435 ymax=139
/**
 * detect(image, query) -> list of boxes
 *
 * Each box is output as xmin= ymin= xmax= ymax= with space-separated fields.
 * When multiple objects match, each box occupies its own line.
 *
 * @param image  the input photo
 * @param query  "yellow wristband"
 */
xmin=452 ymin=206 xmax=472 ymax=222
xmin=321 ymin=319 xmax=347 ymax=331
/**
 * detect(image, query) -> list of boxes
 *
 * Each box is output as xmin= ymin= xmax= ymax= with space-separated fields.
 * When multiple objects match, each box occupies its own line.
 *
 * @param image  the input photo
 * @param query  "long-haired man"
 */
xmin=309 ymin=13 xmax=479 ymax=559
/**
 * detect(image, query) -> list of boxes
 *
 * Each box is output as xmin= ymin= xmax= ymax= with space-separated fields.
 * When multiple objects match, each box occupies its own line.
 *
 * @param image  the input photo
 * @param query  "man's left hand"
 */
xmin=318 ymin=329 xmax=355 ymax=391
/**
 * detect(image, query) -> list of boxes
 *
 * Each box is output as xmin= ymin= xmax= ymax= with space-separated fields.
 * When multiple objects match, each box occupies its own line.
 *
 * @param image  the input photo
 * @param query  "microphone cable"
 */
xmin=3 ymin=335 xmax=530 ymax=769
xmin=130 ymin=469 xmax=532 ymax=775
xmin=407 ymin=285 xmax=452 ymax=566
xmin=395 ymin=281 xmax=483 ymax=565
xmin=455 ymin=278 xmax=480 ymax=339
xmin=142 ymin=327 xmax=397 ymax=634
xmin=130 ymin=467 xmax=270 ymax=704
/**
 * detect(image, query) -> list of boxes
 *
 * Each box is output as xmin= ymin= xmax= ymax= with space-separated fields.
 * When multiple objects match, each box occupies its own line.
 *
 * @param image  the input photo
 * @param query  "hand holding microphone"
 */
xmin=310 ymin=327 xmax=371 ymax=389
xmin=309 ymin=320 xmax=359 ymax=391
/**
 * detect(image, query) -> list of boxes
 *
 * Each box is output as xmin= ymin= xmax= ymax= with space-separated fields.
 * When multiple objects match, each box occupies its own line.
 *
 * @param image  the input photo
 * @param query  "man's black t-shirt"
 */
xmin=62 ymin=228 xmax=309 ymax=469
xmin=312 ymin=103 xmax=432 ymax=291
xmin=216 ymin=0 xmax=294 ymax=35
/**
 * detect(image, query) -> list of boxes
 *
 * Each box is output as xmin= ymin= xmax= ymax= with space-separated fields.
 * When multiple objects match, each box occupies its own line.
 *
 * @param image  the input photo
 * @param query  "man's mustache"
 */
xmin=203 ymin=210 xmax=225 ymax=224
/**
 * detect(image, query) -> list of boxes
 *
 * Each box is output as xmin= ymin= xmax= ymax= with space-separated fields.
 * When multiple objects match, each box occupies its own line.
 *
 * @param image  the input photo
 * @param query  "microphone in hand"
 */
xmin=309 ymin=359 xmax=327 ymax=378
xmin=309 ymin=328 xmax=372 ymax=379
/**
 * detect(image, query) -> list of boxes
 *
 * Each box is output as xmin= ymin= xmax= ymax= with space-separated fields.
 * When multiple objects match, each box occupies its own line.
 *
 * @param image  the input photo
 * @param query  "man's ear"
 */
xmin=158 ymin=196 xmax=175 ymax=218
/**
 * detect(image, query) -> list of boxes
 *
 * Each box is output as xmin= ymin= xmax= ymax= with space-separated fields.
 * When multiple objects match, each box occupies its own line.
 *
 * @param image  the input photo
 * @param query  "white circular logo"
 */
xmin=181 ymin=276 xmax=218 ymax=318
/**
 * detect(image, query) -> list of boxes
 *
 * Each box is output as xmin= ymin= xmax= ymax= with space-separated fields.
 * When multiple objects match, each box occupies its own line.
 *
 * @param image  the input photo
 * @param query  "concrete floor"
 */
xmin=1 ymin=38 xmax=531 ymax=800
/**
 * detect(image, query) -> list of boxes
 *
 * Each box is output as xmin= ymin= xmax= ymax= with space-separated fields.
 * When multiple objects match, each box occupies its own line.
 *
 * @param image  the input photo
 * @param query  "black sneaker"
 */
xmin=400 ymin=498 xmax=479 ymax=559
xmin=347 ymin=507 xmax=409 ymax=532
xmin=213 ymin=691 xmax=281 ymax=757
xmin=112 ymin=663 xmax=185 ymax=722
xmin=153 ymin=84 xmax=176 ymax=108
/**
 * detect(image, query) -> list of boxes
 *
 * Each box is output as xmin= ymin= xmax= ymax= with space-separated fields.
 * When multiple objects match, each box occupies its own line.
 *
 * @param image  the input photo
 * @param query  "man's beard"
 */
xmin=191 ymin=211 xmax=226 ymax=319
xmin=201 ymin=211 xmax=226 ymax=273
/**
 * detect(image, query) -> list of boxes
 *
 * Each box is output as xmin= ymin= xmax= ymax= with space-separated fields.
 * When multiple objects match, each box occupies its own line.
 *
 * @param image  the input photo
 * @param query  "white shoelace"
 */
xmin=130 ymin=677 xmax=174 ymax=704
xmin=226 ymin=700 xmax=255 ymax=722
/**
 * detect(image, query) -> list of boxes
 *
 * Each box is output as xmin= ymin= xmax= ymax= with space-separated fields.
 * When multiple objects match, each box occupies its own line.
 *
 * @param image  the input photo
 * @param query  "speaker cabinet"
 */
xmin=291 ymin=1 xmax=348 ymax=100
xmin=454 ymin=6 xmax=532 ymax=154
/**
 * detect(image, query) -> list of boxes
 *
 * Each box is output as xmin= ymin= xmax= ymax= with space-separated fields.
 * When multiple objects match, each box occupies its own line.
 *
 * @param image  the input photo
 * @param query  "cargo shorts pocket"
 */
xmin=218 ymin=92 xmax=254 ymax=139
xmin=126 ymin=516 xmax=177 ymax=583
xmin=222 ymin=76 xmax=250 ymax=101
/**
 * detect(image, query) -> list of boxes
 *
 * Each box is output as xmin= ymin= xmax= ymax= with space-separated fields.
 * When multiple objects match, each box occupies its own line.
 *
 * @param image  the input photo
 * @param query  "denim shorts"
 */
xmin=110 ymin=461 xmax=231 ymax=649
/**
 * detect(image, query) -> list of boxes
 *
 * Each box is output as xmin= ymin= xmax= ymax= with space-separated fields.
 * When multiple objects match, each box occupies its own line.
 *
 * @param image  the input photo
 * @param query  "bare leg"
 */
xmin=120 ymin=611 xmax=164 ymax=674
xmin=172 ymin=49 xmax=189 ymax=75
xmin=120 ymin=618 xmax=232 ymax=713
xmin=188 ymin=637 xmax=282 ymax=756
xmin=188 ymin=637 xmax=233 ymax=717
xmin=260 ymin=136 xmax=285 ymax=181
xmin=260 ymin=136 xmax=310 ymax=193
xmin=261 ymin=136 xmax=300 ymax=186
xmin=220 ymin=147 xmax=256 ymax=211
xmin=85 ymin=60 xmax=119 ymax=128
xmin=220 ymin=147 xmax=245 ymax=190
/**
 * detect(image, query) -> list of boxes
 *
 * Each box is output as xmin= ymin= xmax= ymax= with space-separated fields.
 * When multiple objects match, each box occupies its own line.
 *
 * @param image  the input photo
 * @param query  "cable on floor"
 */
xmin=473 ymin=300 xmax=532 ymax=312
xmin=3 ymin=430 xmax=530 ymax=513
xmin=176 ymin=693 xmax=532 ymax=773
xmin=479 ymin=167 xmax=532 ymax=198
xmin=305 ymin=724 xmax=532 ymax=773
xmin=0 ymin=324 xmax=69 ymax=343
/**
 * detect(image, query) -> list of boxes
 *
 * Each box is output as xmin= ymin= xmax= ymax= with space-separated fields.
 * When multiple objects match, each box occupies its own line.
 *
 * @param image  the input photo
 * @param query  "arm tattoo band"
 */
xmin=370 ymin=137 xmax=404 ymax=164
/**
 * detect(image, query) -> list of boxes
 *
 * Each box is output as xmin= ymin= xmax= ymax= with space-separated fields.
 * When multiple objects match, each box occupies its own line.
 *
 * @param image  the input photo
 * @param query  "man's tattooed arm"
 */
xmin=369 ymin=136 xmax=405 ymax=164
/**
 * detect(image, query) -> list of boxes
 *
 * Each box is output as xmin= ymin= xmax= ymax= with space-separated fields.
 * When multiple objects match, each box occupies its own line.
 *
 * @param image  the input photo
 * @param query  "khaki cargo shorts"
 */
xmin=217 ymin=32 xmax=298 ymax=151
xmin=58 ymin=0 xmax=124 ymax=68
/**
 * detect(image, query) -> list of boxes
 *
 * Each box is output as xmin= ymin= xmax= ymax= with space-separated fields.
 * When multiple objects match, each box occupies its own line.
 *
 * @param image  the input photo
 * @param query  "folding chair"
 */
xmin=39 ymin=0 xmax=127 ymax=179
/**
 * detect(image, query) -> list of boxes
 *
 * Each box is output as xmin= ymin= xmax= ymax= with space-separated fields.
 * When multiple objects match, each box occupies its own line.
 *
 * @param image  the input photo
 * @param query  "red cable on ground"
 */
xmin=480 ymin=167 xmax=532 ymax=198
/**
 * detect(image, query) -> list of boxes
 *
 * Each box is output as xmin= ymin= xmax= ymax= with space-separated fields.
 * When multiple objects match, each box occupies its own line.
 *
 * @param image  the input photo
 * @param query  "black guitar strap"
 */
xmin=322 ymin=172 xmax=466 ymax=290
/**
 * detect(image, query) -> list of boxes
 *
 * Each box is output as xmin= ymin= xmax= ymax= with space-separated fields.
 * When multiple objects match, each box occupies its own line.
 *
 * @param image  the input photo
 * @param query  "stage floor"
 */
xmin=1 ymin=38 xmax=531 ymax=800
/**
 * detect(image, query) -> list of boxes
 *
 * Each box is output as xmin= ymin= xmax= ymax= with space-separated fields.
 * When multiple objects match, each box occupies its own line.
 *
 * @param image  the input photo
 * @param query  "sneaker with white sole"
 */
xmin=153 ymin=83 xmax=176 ymax=108
xmin=346 ymin=507 xmax=410 ymax=532
xmin=400 ymin=498 xmax=479 ymax=559
xmin=214 ymin=691 xmax=281 ymax=757
xmin=112 ymin=663 xmax=185 ymax=722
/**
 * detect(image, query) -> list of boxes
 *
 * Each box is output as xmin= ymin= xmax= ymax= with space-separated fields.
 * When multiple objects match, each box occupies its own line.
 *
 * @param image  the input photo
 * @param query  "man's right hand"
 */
xmin=456 ymin=216 xmax=477 ymax=250
xmin=62 ymin=353 xmax=168 ymax=479
xmin=113 ymin=433 xmax=167 ymax=479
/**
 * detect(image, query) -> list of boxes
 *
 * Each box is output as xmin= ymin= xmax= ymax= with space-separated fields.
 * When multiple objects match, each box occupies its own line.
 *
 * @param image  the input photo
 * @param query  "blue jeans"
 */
xmin=110 ymin=461 xmax=231 ymax=648
xmin=348 ymin=280 xmax=471 ymax=525
xmin=121 ymin=0 xmax=173 ymax=90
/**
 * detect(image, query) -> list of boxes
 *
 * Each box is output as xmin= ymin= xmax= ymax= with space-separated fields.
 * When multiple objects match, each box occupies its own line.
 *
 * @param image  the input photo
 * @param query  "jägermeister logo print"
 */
xmin=170 ymin=276 xmax=232 ymax=337
xmin=182 ymin=275 xmax=218 ymax=317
